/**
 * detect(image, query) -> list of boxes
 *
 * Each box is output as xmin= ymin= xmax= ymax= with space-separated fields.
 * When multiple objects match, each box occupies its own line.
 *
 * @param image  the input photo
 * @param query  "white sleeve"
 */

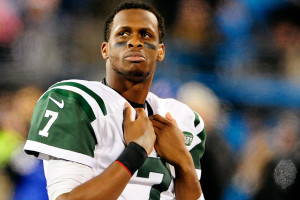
xmin=43 ymin=158 xmax=93 ymax=200
xmin=199 ymin=193 xmax=205 ymax=200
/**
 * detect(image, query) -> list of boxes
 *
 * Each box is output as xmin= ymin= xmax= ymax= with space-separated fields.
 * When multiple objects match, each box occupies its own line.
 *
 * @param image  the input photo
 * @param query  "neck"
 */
xmin=105 ymin=72 xmax=153 ymax=104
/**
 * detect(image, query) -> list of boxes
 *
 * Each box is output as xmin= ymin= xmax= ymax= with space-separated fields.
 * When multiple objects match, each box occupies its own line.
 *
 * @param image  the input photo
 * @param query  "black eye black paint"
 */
xmin=114 ymin=41 xmax=156 ymax=50
xmin=144 ymin=42 xmax=156 ymax=50
xmin=114 ymin=42 xmax=127 ymax=48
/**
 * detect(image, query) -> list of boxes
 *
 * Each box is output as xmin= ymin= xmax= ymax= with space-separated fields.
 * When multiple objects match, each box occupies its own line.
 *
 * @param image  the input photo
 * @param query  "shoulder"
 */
xmin=147 ymin=92 xmax=205 ymax=133
xmin=38 ymin=79 xmax=108 ymax=117
xmin=147 ymin=91 xmax=195 ymax=115
xmin=43 ymin=79 xmax=106 ymax=98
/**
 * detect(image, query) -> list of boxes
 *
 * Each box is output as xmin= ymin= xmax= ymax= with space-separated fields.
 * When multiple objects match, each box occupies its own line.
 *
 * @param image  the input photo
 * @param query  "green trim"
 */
xmin=194 ymin=112 xmax=200 ymax=127
xmin=50 ymin=81 xmax=107 ymax=116
xmin=198 ymin=128 xmax=206 ymax=142
xmin=42 ymin=89 xmax=96 ymax=122
xmin=190 ymin=129 xmax=206 ymax=169
xmin=28 ymin=92 xmax=97 ymax=157
xmin=137 ymin=157 xmax=172 ymax=200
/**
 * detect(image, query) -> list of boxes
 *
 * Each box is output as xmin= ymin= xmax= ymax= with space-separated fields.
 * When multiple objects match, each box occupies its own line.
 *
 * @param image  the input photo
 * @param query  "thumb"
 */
xmin=135 ymin=108 xmax=147 ymax=119
xmin=166 ymin=112 xmax=178 ymax=126
xmin=123 ymin=102 xmax=133 ymax=123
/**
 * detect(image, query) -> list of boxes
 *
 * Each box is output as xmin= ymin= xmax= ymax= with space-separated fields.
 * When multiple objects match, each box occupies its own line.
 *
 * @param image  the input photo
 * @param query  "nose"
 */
xmin=128 ymin=34 xmax=143 ymax=48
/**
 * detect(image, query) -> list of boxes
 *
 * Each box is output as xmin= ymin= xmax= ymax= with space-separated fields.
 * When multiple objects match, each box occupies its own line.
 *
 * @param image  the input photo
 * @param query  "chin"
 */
xmin=124 ymin=70 xmax=152 ymax=83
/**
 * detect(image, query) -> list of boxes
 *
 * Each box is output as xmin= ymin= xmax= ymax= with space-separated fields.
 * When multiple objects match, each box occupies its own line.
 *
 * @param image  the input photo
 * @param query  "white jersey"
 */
xmin=24 ymin=79 xmax=206 ymax=200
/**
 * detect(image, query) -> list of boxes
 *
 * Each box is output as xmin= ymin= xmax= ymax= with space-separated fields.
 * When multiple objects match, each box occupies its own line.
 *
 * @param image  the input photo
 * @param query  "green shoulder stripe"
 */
xmin=194 ymin=112 xmax=200 ymax=127
xmin=28 ymin=90 xmax=97 ymax=157
xmin=50 ymin=81 xmax=107 ymax=116
xmin=190 ymin=129 xmax=206 ymax=169
xmin=41 ymin=89 xmax=96 ymax=122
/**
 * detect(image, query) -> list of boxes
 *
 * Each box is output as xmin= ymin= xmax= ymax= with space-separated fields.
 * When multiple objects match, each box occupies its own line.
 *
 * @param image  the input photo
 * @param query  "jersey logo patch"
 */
xmin=49 ymin=96 xmax=64 ymax=109
xmin=183 ymin=132 xmax=194 ymax=146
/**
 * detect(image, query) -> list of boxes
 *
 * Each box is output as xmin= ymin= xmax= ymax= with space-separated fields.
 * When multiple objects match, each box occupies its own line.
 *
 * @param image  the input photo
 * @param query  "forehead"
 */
xmin=111 ymin=9 xmax=159 ymax=33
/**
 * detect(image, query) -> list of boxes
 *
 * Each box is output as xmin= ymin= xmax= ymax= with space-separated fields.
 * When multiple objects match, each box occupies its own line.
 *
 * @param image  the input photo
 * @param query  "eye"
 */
xmin=141 ymin=32 xmax=152 ymax=38
xmin=117 ymin=31 xmax=130 ymax=37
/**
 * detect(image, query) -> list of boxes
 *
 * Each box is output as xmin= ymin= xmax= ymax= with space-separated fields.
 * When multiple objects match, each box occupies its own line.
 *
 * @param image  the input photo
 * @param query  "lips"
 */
xmin=124 ymin=52 xmax=146 ymax=62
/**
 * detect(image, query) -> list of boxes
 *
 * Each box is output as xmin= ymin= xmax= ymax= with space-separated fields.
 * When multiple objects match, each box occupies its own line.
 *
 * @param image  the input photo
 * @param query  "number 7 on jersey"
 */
xmin=39 ymin=110 xmax=58 ymax=137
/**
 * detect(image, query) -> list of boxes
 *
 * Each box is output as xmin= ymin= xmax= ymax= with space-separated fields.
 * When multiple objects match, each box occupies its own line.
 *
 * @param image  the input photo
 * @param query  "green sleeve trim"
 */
xmin=28 ymin=91 xmax=97 ymax=157
xmin=42 ymin=89 xmax=96 ymax=122
xmin=194 ymin=112 xmax=200 ymax=127
xmin=50 ymin=81 xmax=107 ymax=115
xmin=190 ymin=129 xmax=206 ymax=170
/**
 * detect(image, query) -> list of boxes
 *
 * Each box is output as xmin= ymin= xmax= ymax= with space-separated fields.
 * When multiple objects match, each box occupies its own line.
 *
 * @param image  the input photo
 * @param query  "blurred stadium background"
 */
xmin=1 ymin=0 xmax=300 ymax=199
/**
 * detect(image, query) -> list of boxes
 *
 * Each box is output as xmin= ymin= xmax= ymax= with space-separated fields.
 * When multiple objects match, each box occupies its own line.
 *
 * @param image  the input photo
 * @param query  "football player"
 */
xmin=24 ymin=1 xmax=206 ymax=199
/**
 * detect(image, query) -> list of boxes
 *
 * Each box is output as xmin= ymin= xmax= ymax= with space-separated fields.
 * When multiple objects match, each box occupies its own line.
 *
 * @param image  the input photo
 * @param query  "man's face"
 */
xmin=102 ymin=9 xmax=165 ymax=83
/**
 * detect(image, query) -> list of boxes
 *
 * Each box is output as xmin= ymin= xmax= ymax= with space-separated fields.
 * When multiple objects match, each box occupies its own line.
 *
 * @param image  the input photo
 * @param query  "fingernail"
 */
xmin=124 ymin=102 xmax=129 ymax=107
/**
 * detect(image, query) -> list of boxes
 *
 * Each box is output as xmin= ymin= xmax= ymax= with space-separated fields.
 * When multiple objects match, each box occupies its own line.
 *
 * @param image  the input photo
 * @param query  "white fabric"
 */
xmin=25 ymin=79 xmax=205 ymax=200
xmin=199 ymin=193 xmax=205 ymax=200
xmin=25 ymin=141 xmax=95 ymax=167
xmin=43 ymin=159 xmax=92 ymax=200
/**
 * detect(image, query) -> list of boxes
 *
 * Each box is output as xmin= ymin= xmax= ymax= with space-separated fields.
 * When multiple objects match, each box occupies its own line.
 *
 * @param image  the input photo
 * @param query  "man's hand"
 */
xmin=150 ymin=112 xmax=202 ymax=200
xmin=149 ymin=112 xmax=191 ymax=166
xmin=123 ymin=102 xmax=156 ymax=154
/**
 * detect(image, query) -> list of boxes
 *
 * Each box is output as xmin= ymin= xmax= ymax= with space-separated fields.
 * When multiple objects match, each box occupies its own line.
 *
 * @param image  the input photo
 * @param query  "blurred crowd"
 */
xmin=1 ymin=0 xmax=300 ymax=199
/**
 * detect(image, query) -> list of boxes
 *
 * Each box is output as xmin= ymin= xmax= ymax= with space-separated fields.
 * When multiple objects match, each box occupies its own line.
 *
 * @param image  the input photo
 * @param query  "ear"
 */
xmin=101 ymin=42 xmax=109 ymax=60
xmin=157 ymin=43 xmax=165 ymax=62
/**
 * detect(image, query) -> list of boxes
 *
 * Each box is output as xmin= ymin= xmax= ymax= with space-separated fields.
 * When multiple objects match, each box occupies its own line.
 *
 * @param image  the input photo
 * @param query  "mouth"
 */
xmin=124 ymin=52 xmax=146 ymax=62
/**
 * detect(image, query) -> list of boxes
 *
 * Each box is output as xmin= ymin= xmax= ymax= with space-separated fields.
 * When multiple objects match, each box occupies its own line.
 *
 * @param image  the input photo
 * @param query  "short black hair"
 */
xmin=104 ymin=1 xmax=165 ymax=43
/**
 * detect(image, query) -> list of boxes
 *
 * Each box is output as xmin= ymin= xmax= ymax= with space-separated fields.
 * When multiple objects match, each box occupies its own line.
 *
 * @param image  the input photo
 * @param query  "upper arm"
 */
xmin=24 ymin=88 xmax=98 ymax=166
xmin=44 ymin=158 xmax=92 ymax=200
xmin=56 ymin=193 xmax=69 ymax=200
xmin=190 ymin=112 xmax=206 ymax=170
xmin=183 ymin=111 xmax=206 ymax=180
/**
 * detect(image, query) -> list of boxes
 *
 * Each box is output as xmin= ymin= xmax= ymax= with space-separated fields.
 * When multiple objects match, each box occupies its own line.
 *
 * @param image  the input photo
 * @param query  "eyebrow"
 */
xmin=115 ymin=26 xmax=131 ymax=31
xmin=114 ymin=26 xmax=156 ymax=34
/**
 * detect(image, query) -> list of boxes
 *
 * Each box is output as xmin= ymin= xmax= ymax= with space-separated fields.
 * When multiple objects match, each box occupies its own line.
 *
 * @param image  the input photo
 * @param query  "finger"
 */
xmin=153 ymin=126 xmax=161 ymax=135
xmin=123 ymin=102 xmax=133 ymax=123
xmin=165 ymin=112 xmax=174 ymax=121
xmin=150 ymin=119 xmax=163 ymax=131
xmin=166 ymin=112 xmax=178 ymax=126
xmin=149 ymin=114 xmax=169 ymax=125
xmin=135 ymin=108 xmax=147 ymax=118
